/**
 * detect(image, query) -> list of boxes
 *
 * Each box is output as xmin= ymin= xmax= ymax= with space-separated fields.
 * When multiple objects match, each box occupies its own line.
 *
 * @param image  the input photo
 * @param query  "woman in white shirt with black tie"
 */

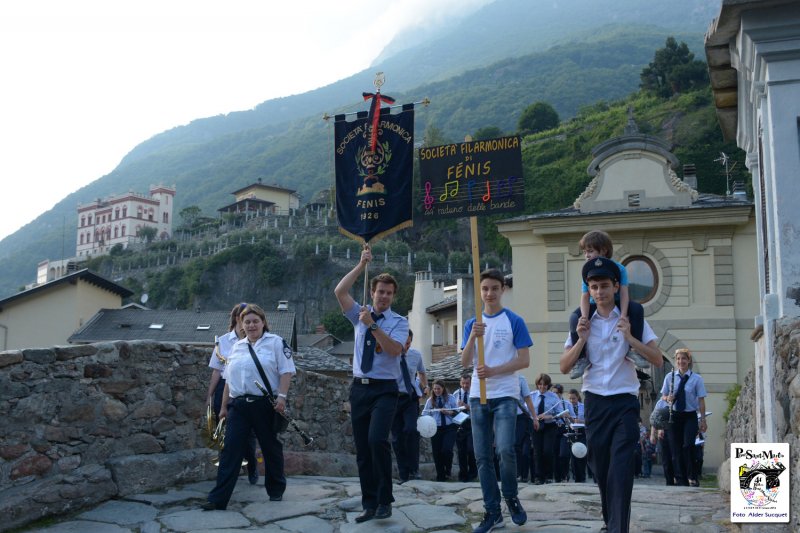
xmin=422 ymin=380 xmax=458 ymax=481
xmin=661 ymin=348 xmax=707 ymax=487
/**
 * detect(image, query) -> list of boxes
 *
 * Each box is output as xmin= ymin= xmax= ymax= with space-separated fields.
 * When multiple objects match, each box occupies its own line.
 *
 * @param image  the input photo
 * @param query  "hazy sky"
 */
xmin=0 ymin=0 xmax=492 ymax=242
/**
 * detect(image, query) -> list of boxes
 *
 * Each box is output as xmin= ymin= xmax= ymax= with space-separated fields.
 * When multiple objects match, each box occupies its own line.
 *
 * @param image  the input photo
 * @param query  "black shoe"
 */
xmin=375 ymin=504 xmax=392 ymax=519
xmin=600 ymin=523 xmax=608 ymax=531
xmin=269 ymin=494 xmax=282 ymax=502
xmin=505 ymin=497 xmax=527 ymax=525
xmin=355 ymin=508 xmax=376 ymax=523
xmin=201 ymin=501 xmax=223 ymax=511
xmin=248 ymin=468 xmax=259 ymax=485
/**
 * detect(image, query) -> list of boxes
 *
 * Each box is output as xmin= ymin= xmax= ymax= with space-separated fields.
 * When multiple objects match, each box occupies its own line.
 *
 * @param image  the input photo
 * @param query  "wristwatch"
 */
xmin=369 ymin=323 xmax=379 ymax=331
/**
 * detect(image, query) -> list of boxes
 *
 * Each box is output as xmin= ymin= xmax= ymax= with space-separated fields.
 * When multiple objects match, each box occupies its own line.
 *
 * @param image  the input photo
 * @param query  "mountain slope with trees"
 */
xmin=0 ymin=0 xmax=723 ymax=296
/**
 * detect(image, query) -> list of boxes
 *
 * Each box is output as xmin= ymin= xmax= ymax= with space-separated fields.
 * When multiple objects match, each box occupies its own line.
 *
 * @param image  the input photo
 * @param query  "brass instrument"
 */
xmin=254 ymin=380 xmax=314 ymax=447
xmin=213 ymin=335 xmax=227 ymax=365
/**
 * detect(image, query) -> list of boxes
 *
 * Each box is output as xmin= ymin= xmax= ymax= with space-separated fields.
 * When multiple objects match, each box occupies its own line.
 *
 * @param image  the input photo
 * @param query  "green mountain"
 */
xmin=0 ymin=0 xmax=721 ymax=297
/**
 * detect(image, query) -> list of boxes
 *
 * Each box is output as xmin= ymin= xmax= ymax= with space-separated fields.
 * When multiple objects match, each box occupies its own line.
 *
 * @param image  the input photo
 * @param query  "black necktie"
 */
xmin=464 ymin=389 xmax=469 ymax=405
xmin=538 ymin=394 xmax=545 ymax=415
xmin=675 ymin=372 xmax=690 ymax=411
xmin=360 ymin=312 xmax=384 ymax=373
xmin=400 ymin=352 xmax=414 ymax=397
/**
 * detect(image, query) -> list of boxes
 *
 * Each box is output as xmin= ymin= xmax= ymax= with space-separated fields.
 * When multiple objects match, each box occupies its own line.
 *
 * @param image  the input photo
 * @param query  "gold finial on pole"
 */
xmin=374 ymin=72 xmax=385 ymax=91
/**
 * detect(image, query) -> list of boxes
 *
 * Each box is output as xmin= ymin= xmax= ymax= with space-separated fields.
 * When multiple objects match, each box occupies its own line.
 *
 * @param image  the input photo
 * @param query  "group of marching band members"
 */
xmin=199 ymin=229 xmax=709 ymax=533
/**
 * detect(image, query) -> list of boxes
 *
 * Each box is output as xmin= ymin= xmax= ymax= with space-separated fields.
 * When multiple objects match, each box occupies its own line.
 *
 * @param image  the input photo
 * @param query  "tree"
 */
xmin=179 ymin=205 xmax=203 ymax=228
xmin=321 ymin=309 xmax=353 ymax=341
xmin=473 ymin=126 xmax=504 ymax=141
xmin=640 ymin=37 xmax=708 ymax=98
xmin=138 ymin=226 xmax=158 ymax=243
xmin=517 ymin=102 xmax=560 ymax=135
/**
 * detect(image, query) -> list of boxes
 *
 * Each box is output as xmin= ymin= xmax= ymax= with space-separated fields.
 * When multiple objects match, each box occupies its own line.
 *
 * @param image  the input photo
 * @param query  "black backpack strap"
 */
xmin=246 ymin=343 xmax=276 ymax=399
xmin=627 ymin=301 xmax=644 ymax=342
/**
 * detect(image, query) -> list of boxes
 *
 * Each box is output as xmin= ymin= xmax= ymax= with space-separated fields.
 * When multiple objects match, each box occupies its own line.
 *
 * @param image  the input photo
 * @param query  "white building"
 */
xmin=76 ymin=185 xmax=175 ymax=258
xmin=706 ymin=0 xmax=800 ymax=446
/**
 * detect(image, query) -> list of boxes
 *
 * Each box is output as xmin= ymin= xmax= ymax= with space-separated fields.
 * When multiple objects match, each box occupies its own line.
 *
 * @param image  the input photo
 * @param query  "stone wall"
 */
xmin=0 ymin=341 xmax=357 ymax=532
xmin=719 ymin=318 xmax=799 ymax=533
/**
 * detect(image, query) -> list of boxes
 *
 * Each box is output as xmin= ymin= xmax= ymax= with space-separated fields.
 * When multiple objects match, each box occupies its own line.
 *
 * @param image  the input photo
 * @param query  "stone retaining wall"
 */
xmin=0 ymin=341 xmax=358 ymax=531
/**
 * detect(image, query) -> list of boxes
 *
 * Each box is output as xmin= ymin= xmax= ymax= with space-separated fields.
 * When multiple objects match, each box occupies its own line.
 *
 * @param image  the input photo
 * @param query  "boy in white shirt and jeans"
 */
xmin=461 ymin=269 xmax=532 ymax=533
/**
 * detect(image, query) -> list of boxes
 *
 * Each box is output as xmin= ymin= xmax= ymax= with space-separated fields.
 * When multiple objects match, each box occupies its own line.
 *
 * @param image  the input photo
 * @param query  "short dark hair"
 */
xmin=479 ymin=268 xmax=505 ymax=286
xmin=535 ymin=373 xmax=552 ymax=387
xmin=370 ymin=272 xmax=398 ymax=293
xmin=461 ymin=371 xmax=472 ymax=380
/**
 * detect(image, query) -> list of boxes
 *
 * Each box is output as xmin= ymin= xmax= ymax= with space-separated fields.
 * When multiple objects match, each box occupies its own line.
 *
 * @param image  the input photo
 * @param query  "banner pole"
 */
xmin=470 ymin=216 xmax=487 ymax=404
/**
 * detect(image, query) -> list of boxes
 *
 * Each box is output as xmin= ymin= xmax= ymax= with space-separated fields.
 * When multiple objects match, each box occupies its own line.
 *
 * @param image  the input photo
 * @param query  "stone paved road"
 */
xmin=24 ymin=473 xmax=734 ymax=533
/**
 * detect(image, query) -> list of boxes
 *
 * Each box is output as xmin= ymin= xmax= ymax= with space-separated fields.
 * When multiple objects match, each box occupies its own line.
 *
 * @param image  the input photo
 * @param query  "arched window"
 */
xmin=622 ymin=256 xmax=659 ymax=303
xmin=122 ymin=206 xmax=127 ymax=217
xmin=88 ymin=215 xmax=92 ymax=225
xmin=121 ymin=226 xmax=126 ymax=236
xmin=114 ymin=227 xmax=119 ymax=238
xmin=115 ymin=208 xmax=120 ymax=219
xmin=80 ymin=216 xmax=85 ymax=227
xmin=80 ymin=234 xmax=84 ymax=245
xmin=163 ymin=212 xmax=169 ymax=223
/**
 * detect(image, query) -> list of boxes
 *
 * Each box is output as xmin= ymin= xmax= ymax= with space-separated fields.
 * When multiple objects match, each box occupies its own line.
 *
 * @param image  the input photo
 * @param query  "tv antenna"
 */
xmin=714 ymin=152 xmax=738 ymax=196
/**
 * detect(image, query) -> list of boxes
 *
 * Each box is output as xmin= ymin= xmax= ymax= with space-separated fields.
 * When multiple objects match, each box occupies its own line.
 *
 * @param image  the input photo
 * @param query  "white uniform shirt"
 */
xmin=564 ymin=306 xmax=657 ymax=397
xmin=223 ymin=332 xmax=296 ymax=398
xmin=208 ymin=330 xmax=239 ymax=371
xmin=462 ymin=308 xmax=533 ymax=399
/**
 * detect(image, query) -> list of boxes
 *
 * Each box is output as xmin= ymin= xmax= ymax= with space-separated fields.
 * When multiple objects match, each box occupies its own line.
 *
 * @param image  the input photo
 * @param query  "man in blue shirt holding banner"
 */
xmin=335 ymin=245 xmax=408 ymax=524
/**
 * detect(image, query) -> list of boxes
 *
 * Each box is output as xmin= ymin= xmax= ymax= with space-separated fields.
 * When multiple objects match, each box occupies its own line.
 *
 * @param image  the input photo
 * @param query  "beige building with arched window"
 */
xmin=496 ymin=117 xmax=758 ymax=471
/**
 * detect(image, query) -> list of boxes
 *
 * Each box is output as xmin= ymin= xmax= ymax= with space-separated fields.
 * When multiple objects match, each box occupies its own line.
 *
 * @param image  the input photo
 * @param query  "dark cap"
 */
xmin=582 ymin=256 xmax=621 ymax=284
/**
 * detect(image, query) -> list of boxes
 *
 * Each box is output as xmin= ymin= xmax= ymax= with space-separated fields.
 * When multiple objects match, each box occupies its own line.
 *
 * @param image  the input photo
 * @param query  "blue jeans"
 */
xmin=470 ymin=396 xmax=518 ymax=514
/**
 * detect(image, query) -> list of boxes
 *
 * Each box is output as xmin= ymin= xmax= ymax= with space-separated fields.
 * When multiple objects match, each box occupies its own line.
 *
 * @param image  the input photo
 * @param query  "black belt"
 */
xmin=354 ymin=377 xmax=395 ymax=385
xmin=233 ymin=394 xmax=267 ymax=403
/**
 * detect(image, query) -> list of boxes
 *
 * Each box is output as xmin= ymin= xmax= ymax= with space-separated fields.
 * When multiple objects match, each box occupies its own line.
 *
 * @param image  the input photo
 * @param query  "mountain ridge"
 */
xmin=0 ymin=0 xmax=719 ymax=297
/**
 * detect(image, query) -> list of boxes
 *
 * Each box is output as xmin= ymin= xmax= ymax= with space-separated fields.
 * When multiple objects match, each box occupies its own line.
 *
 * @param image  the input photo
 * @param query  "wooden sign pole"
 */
xmin=470 ymin=216 xmax=487 ymax=404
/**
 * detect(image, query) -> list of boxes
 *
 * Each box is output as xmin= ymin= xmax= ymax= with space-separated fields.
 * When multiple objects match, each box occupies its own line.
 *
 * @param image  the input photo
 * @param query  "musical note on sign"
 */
xmin=481 ymin=180 xmax=491 ymax=202
xmin=423 ymin=181 xmax=434 ymax=210
xmin=439 ymin=180 xmax=459 ymax=202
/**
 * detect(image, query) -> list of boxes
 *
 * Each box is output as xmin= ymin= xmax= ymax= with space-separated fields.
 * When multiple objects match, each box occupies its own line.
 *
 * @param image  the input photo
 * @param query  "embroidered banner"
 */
xmin=417 ymin=135 xmax=524 ymax=220
xmin=334 ymin=104 xmax=414 ymax=243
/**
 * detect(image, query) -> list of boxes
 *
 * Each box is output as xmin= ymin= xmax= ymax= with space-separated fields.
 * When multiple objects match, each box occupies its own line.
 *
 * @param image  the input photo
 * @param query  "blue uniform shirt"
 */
xmin=517 ymin=375 xmax=532 ymax=415
xmin=422 ymin=394 xmax=458 ymax=426
xmin=529 ymin=390 xmax=561 ymax=424
xmin=345 ymin=301 xmax=408 ymax=380
xmin=660 ymin=370 xmax=707 ymax=412
xmin=397 ymin=347 xmax=426 ymax=396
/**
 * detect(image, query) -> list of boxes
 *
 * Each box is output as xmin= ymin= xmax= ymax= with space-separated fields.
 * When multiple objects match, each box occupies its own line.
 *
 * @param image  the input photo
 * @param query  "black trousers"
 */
xmin=531 ymin=423 xmax=557 ymax=483
xmin=213 ymin=378 xmax=257 ymax=473
xmin=208 ymin=397 xmax=285 ymax=508
xmin=350 ymin=379 xmax=398 ymax=510
xmin=571 ymin=429 xmax=587 ymax=482
xmin=431 ymin=424 xmax=457 ymax=480
xmin=667 ymin=411 xmax=698 ymax=486
xmin=391 ymin=393 xmax=419 ymax=481
xmin=585 ymin=391 xmax=639 ymax=533
xmin=659 ymin=432 xmax=675 ymax=485
xmin=514 ymin=414 xmax=532 ymax=480
xmin=456 ymin=422 xmax=477 ymax=481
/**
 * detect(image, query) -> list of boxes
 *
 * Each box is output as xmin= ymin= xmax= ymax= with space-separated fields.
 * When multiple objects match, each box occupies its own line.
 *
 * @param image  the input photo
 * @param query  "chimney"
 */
xmin=732 ymin=181 xmax=748 ymax=199
xmin=682 ymin=164 xmax=698 ymax=189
